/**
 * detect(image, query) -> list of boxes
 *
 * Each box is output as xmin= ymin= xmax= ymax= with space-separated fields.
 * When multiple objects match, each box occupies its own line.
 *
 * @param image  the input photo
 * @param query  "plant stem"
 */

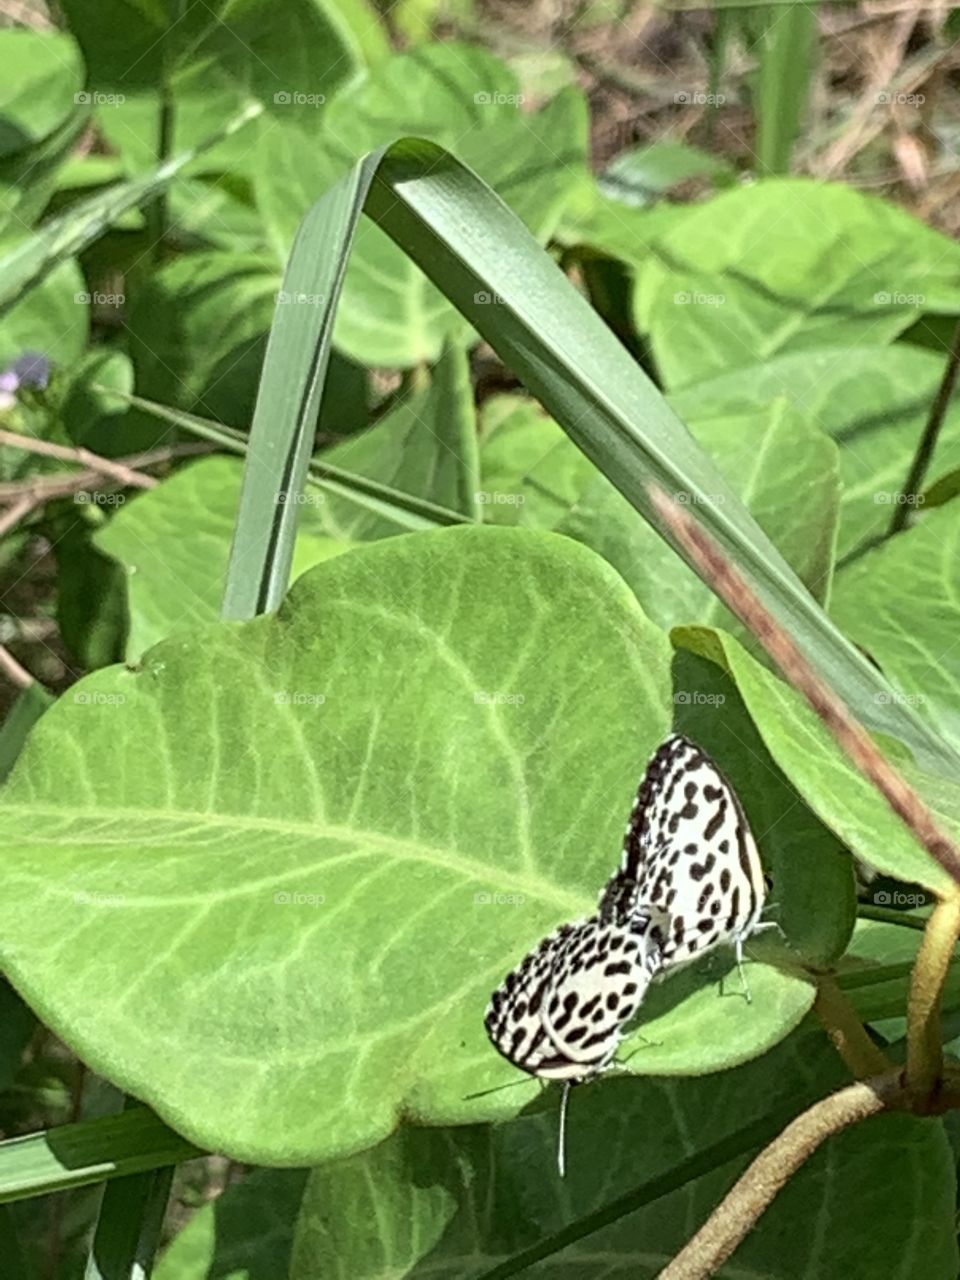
xmin=655 ymin=1072 xmax=906 ymax=1280
xmin=814 ymin=974 xmax=892 ymax=1077
xmin=890 ymin=315 xmax=960 ymax=535
xmin=906 ymin=892 xmax=960 ymax=1101
xmin=649 ymin=484 xmax=960 ymax=887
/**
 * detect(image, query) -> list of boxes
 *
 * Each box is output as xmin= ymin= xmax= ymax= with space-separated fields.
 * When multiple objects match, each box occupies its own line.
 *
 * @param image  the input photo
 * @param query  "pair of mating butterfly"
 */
xmin=484 ymin=734 xmax=767 ymax=1173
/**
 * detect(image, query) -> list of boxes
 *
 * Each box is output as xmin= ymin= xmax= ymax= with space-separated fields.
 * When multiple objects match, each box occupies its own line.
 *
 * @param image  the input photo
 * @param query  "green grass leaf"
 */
xmin=561 ymin=398 xmax=839 ymax=630
xmin=94 ymin=456 xmax=350 ymax=661
xmin=239 ymin=136 xmax=953 ymax=773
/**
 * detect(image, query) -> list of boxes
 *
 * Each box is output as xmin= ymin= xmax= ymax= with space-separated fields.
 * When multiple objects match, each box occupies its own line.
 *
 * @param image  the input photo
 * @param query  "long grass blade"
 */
xmin=227 ymin=136 xmax=955 ymax=774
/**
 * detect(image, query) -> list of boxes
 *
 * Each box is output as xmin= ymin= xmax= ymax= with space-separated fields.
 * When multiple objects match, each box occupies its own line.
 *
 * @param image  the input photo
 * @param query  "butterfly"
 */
xmin=483 ymin=912 xmax=662 ymax=1174
xmin=483 ymin=733 xmax=768 ymax=1173
xmin=600 ymin=733 xmax=767 ymax=989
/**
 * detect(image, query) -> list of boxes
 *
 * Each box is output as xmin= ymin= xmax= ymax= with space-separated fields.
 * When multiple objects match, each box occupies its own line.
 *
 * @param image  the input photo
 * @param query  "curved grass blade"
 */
xmin=225 ymin=136 xmax=957 ymax=775
xmin=91 ymin=386 xmax=472 ymax=530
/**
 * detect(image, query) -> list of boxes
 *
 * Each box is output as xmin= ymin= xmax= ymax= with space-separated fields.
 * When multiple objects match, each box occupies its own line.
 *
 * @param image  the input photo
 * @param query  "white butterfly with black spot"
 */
xmin=483 ymin=733 xmax=768 ymax=1173
xmin=600 ymin=733 xmax=767 ymax=986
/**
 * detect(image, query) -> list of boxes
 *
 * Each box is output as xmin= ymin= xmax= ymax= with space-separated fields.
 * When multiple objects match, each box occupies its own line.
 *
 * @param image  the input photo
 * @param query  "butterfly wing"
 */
xmin=485 ymin=916 xmax=659 ymax=1081
xmin=602 ymin=734 xmax=766 ymax=967
xmin=540 ymin=916 xmax=659 ymax=1073
xmin=484 ymin=922 xmax=578 ymax=1078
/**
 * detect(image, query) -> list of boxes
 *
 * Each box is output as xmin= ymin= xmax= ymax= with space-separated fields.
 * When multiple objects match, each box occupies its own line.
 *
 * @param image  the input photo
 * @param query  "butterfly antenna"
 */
xmin=557 ymin=1081 xmax=571 ymax=1178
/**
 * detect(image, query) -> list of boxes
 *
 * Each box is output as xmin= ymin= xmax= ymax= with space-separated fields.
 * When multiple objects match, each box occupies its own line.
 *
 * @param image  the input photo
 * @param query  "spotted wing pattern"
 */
xmin=602 ymin=733 xmax=766 ymax=968
xmin=484 ymin=915 xmax=660 ymax=1082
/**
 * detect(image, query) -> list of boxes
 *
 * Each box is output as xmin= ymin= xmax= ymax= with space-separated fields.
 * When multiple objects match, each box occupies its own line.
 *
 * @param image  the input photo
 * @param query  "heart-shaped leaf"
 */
xmin=0 ymin=528 xmax=682 ymax=1162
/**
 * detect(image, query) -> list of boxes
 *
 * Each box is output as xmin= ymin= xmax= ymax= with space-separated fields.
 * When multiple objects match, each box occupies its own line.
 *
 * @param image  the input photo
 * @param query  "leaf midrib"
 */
xmin=0 ymin=803 xmax=590 ymax=913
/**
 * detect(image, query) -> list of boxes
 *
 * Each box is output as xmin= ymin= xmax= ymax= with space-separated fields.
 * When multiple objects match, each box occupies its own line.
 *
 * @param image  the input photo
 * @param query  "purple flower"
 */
xmin=0 ymin=351 xmax=51 ymax=409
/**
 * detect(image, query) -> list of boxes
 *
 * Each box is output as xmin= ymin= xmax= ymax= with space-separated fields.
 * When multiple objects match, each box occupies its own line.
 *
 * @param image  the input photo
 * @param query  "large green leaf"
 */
xmin=670 ymin=344 xmax=960 ymax=561
xmin=0 ymin=256 xmax=87 ymax=366
xmin=831 ymin=504 xmax=960 ymax=754
xmin=60 ymin=0 xmax=385 ymax=174
xmin=675 ymin=624 xmax=960 ymax=895
xmin=0 ymin=30 xmax=84 ymax=157
xmin=227 ymin=137 xmax=953 ymax=773
xmin=638 ymin=180 xmax=960 ymax=388
xmin=255 ymin=44 xmax=589 ymax=365
xmin=561 ymin=398 xmax=839 ymax=632
xmin=0 ymin=527 xmax=681 ymax=1162
xmin=287 ymin=1032 xmax=956 ymax=1279
xmin=477 ymin=395 xmax=598 ymax=528
xmin=319 ymin=341 xmax=480 ymax=539
xmin=127 ymin=253 xmax=281 ymax=429
xmin=94 ymin=455 xmax=350 ymax=661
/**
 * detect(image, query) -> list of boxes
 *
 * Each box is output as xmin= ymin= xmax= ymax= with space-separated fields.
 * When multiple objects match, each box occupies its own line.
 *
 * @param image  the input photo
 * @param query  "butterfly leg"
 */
xmin=734 ymin=932 xmax=752 ymax=1004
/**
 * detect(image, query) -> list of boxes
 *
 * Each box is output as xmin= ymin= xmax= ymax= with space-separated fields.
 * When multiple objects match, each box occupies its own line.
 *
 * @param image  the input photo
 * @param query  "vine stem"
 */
xmin=814 ymin=974 xmax=892 ymax=1078
xmin=655 ymin=1073 xmax=906 ymax=1280
xmin=906 ymin=892 xmax=960 ymax=1101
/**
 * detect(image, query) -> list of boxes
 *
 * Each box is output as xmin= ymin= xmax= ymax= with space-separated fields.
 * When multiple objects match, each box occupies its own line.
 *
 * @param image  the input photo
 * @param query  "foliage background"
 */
xmin=2 ymin=1 xmax=960 ymax=1278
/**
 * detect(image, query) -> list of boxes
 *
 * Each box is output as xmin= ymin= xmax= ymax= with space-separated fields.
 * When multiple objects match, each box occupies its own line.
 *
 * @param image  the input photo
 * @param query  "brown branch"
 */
xmin=0 ymin=644 xmax=35 ymax=690
xmin=0 ymin=441 xmax=214 ymax=537
xmin=0 ymin=429 xmax=158 ymax=490
xmin=814 ymin=975 xmax=892 ymax=1078
xmin=656 ymin=1073 xmax=907 ymax=1280
xmin=0 ymin=494 xmax=36 ymax=539
xmin=648 ymin=484 xmax=960 ymax=888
